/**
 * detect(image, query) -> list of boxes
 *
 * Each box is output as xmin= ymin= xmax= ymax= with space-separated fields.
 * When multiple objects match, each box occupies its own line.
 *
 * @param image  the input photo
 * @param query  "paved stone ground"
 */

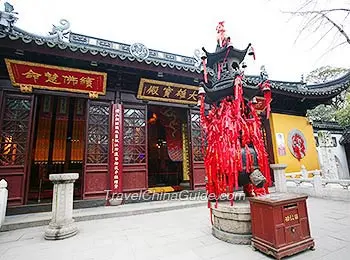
xmin=0 ymin=197 xmax=349 ymax=260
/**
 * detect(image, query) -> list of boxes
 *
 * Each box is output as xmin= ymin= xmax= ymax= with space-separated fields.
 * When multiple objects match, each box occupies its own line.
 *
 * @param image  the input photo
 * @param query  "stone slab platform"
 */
xmin=0 ymin=197 xmax=350 ymax=260
xmin=0 ymin=200 xmax=207 ymax=232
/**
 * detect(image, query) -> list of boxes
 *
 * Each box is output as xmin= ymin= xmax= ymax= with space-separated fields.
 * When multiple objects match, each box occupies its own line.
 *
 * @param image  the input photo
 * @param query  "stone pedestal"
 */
xmin=0 ymin=179 xmax=8 ymax=228
xmin=44 ymin=173 xmax=79 ymax=240
xmin=270 ymin=164 xmax=288 ymax=193
xmin=210 ymin=200 xmax=251 ymax=244
xmin=313 ymin=170 xmax=323 ymax=197
xmin=318 ymin=131 xmax=339 ymax=180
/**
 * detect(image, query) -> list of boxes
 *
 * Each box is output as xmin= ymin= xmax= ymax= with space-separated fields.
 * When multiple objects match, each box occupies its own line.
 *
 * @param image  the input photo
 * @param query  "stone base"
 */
xmin=210 ymin=199 xmax=252 ymax=245
xmin=212 ymin=226 xmax=252 ymax=244
xmin=109 ymin=197 xmax=123 ymax=206
xmin=251 ymin=237 xmax=315 ymax=259
xmin=44 ymin=221 xmax=78 ymax=240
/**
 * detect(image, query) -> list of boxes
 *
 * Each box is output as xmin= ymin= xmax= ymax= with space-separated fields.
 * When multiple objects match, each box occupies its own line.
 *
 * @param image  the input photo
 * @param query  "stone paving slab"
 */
xmin=0 ymin=197 xmax=349 ymax=260
xmin=0 ymin=199 xmax=207 ymax=232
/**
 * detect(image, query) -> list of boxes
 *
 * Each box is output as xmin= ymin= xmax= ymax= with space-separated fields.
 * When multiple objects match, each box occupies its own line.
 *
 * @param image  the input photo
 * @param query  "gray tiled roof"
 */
xmin=0 ymin=17 xmax=349 ymax=98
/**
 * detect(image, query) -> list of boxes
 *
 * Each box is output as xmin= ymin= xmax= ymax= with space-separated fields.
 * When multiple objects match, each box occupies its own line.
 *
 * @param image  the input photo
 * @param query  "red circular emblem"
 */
xmin=288 ymin=129 xmax=307 ymax=160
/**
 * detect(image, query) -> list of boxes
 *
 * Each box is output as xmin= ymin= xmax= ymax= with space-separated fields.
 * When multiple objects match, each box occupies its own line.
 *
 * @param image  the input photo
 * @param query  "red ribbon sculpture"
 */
xmin=199 ymin=23 xmax=272 ymax=206
xmin=199 ymin=79 xmax=271 ymax=206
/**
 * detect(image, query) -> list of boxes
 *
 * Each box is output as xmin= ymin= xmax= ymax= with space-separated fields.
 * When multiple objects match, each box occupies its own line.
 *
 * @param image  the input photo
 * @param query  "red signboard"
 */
xmin=253 ymin=96 xmax=267 ymax=113
xmin=137 ymin=78 xmax=199 ymax=105
xmin=109 ymin=104 xmax=123 ymax=193
xmin=5 ymin=59 xmax=107 ymax=98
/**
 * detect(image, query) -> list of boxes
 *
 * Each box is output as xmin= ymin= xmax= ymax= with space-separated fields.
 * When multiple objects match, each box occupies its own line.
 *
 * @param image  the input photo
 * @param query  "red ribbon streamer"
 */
xmin=202 ymin=60 xmax=208 ymax=83
xmin=200 ymin=76 xmax=271 ymax=203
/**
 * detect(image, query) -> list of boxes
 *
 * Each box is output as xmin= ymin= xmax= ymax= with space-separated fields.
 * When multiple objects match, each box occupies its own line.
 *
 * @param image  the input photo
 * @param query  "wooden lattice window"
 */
xmin=191 ymin=112 xmax=206 ymax=161
xmin=0 ymin=96 xmax=31 ymax=166
xmin=123 ymin=107 xmax=146 ymax=164
xmin=87 ymin=102 xmax=110 ymax=164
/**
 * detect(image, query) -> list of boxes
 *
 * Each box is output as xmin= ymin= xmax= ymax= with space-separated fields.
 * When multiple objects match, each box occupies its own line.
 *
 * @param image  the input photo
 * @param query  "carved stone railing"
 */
xmin=285 ymin=170 xmax=350 ymax=201
xmin=322 ymin=180 xmax=350 ymax=190
xmin=287 ymin=178 xmax=314 ymax=187
xmin=285 ymin=170 xmax=317 ymax=179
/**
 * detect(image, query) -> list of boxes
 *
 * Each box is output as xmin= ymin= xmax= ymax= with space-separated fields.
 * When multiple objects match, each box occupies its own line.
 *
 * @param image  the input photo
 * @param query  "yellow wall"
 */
xmin=269 ymin=113 xmax=320 ymax=173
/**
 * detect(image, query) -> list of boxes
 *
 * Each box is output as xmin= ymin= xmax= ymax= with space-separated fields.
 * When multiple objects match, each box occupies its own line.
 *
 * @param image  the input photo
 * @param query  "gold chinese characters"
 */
xmin=137 ymin=78 xmax=200 ymax=105
xmin=146 ymin=85 xmax=160 ymax=96
xmin=144 ymin=84 xmax=198 ymax=100
xmin=21 ymin=69 xmax=95 ymax=89
xmin=22 ymin=70 xmax=41 ymax=83
xmin=284 ymin=214 xmax=299 ymax=222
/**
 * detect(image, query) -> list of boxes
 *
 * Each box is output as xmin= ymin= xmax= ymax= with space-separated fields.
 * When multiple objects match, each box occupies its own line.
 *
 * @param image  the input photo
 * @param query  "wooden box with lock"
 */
xmin=249 ymin=193 xmax=315 ymax=259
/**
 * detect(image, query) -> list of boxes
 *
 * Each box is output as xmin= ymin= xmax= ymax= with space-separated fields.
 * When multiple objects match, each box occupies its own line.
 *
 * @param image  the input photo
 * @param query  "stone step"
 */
xmin=1 ymin=199 xmax=207 ymax=232
xmin=6 ymin=189 xmax=206 ymax=216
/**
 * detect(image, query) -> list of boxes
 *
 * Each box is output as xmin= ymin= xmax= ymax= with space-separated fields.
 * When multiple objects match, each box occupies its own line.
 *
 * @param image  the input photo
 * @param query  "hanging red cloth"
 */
xmin=200 ymin=74 xmax=271 ymax=203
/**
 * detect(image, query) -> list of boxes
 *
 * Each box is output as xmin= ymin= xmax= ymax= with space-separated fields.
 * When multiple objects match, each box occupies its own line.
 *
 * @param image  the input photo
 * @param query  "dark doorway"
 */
xmin=147 ymin=106 xmax=188 ymax=188
xmin=28 ymin=95 xmax=86 ymax=203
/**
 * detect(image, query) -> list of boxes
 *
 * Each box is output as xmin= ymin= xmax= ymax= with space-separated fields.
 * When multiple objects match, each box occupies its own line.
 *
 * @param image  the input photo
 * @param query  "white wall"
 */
xmin=314 ymin=133 xmax=350 ymax=179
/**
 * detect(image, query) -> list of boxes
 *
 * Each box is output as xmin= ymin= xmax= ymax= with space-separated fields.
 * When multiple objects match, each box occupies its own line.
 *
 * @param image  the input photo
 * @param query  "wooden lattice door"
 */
xmin=122 ymin=105 xmax=147 ymax=192
xmin=0 ymin=94 xmax=34 ymax=205
xmin=29 ymin=96 xmax=86 ymax=202
xmin=83 ymin=100 xmax=110 ymax=199
xmin=189 ymin=110 xmax=206 ymax=190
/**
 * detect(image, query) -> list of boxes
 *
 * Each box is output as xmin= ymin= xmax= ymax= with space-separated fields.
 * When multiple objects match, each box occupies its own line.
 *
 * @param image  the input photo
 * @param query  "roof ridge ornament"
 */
xmin=0 ymin=2 xmax=18 ymax=34
xmin=48 ymin=19 xmax=71 ymax=43
xmin=0 ymin=3 xmax=70 ymax=43
xmin=193 ymin=48 xmax=203 ymax=68
xmin=130 ymin=42 xmax=149 ymax=61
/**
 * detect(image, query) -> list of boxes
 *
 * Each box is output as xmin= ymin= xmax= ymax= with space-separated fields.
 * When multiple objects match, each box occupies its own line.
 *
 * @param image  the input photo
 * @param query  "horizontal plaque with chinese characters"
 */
xmin=137 ymin=78 xmax=199 ymax=105
xmin=5 ymin=59 xmax=107 ymax=98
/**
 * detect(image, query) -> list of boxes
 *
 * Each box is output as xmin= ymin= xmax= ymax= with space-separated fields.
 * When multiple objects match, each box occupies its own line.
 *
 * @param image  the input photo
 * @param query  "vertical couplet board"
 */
xmin=109 ymin=103 xmax=123 ymax=193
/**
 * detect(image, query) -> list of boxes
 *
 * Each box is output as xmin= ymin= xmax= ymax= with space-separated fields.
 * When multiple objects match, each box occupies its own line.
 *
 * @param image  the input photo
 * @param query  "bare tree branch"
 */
xmin=311 ymin=25 xmax=334 ymax=49
xmin=312 ymin=8 xmax=350 ymax=13
xmin=285 ymin=9 xmax=350 ymax=15
xmin=295 ymin=0 xmax=318 ymax=12
xmin=343 ymin=10 xmax=350 ymax=21
xmin=318 ymin=11 xmax=350 ymax=45
xmin=294 ymin=14 xmax=322 ymax=44
xmin=311 ymin=16 xmax=327 ymax=33
xmin=318 ymin=40 xmax=347 ymax=60
xmin=285 ymin=9 xmax=350 ymax=46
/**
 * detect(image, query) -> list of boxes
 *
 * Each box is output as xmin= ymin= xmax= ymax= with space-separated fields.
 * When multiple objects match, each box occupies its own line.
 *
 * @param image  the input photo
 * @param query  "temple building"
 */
xmin=1 ymin=5 xmax=350 ymax=206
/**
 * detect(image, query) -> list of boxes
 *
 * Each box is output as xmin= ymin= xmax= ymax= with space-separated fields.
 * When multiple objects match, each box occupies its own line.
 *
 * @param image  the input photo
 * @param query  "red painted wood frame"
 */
xmin=122 ymin=104 xmax=148 ymax=192
xmin=0 ymin=92 xmax=35 ymax=205
xmin=83 ymin=100 xmax=111 ymax=199
xmin=262 ymin=117 xmax=275 ymax=183
xmin=189 ymin=109 xmax=206 ymax=190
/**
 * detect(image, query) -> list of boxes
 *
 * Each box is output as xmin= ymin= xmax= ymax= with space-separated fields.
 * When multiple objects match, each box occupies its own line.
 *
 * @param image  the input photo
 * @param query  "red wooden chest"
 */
xmin=249 ymin=193 xmax=315 ymax=259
